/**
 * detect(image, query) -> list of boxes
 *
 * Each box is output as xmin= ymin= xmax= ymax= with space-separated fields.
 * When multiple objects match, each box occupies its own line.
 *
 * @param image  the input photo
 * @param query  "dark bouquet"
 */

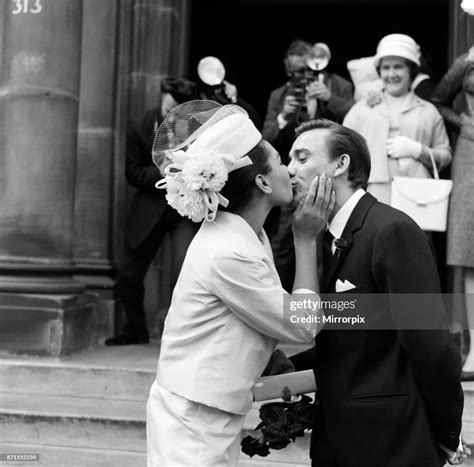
xmin=241 ymin=391 xmax=317 ymax=458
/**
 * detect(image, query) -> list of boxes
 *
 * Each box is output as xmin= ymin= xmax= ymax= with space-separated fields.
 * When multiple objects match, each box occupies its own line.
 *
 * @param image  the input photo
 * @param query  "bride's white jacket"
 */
xmin=156 ymin=211 xmax=316 ymax=415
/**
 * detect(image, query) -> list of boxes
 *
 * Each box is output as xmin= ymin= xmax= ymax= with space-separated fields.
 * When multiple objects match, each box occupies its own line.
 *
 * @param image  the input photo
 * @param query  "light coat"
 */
xmin=156 ymin=212 xmax=317 ymax=415
xmin=343 ymin=91 xmax=451 ymax=183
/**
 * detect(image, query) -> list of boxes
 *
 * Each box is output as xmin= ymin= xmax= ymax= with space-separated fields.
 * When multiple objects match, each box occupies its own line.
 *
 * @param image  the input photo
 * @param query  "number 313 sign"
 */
xmin=12 ymin=0 xmax=42 ymax=14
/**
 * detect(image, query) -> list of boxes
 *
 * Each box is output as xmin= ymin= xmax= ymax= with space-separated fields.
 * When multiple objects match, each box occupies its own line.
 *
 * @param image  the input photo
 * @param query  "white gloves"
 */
xmin=386 ymin=136 xmax=422 ymax=159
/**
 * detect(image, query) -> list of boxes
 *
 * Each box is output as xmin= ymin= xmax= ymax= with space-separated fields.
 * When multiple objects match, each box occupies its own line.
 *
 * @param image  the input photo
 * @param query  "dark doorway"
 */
xmin=190 ymin=0 xmax=449 ymax=121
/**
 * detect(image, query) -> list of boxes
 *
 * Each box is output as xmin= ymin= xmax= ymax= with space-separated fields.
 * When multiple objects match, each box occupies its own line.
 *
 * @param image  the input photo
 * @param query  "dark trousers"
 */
xmin=116 ymin=208 xmax=199 ymax=337
xmin=270 ymin=204 xmax=295 ymax=292
xmin=311 ymin=435 xmax=339 ymax=467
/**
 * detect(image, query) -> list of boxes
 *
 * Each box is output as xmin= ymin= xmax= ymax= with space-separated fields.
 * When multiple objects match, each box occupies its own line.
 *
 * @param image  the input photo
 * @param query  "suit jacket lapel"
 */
xmin=323 ymin=193 xmax=377 ymax=291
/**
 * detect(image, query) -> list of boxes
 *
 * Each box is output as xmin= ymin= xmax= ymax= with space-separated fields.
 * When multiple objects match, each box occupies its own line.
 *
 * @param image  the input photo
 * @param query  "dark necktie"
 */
xmin=322 ymin=230 xmax=334 ymax=276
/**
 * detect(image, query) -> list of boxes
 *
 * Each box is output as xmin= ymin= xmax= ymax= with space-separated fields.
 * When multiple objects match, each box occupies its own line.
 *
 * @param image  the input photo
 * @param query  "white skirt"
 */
xmin=146 ymin=381 xmax=246 ymax=467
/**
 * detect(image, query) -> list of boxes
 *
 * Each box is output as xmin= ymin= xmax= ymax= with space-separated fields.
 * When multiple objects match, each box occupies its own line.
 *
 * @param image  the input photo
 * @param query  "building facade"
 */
xmin=0 ymin=0 xmax=472 ymax=355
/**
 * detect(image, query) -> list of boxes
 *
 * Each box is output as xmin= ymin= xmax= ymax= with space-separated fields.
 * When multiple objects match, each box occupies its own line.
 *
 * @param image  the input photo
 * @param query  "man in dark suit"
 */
xmin=287 ymin=119 xmax=464 ymax=466
xmin=105 ymin=77 xmax=199 ymax=346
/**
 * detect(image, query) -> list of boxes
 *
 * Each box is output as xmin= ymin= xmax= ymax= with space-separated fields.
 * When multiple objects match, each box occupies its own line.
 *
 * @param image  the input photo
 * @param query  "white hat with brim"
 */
xmin=374 ymin=34 xmax=421 ymax=68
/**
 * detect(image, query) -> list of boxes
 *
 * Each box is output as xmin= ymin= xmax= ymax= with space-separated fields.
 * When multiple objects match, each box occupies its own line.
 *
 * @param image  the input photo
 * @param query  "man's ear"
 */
xmin=333 ymin=153 xmax=351 ymax=178
xmin=255 ymin=174 xmax=272 ymax=194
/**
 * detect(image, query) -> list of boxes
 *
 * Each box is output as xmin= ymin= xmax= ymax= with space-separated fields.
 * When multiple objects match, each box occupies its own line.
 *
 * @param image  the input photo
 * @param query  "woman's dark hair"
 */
xmin=376 ymin=57 xmax=420 ymax=82
xmin=161 ymin=77 xmax=197 ymax=103
xmin=219 ymin=140 xmax=271 ymax=213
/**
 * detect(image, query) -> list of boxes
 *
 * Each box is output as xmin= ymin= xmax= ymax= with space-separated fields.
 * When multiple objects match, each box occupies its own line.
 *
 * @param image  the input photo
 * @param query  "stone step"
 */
xmin=0 ymin=341 xmax=306 ymax=402
xmin=0 ymin=341 xmax=159 ymax=401
xmin=0 ymin=293 xmax=101 ymax=357
xmin=0 ymin=443 xmax=308 ymax=467
xmin=0 ymin=442 xmax=146 ymax=467
xmin=0 ymin=392 xmax=146 ymax=452
xmin=0 ymin=391 xmax=310 ymax=466
xmin=0 ymin=343 xmax=472 ymax=466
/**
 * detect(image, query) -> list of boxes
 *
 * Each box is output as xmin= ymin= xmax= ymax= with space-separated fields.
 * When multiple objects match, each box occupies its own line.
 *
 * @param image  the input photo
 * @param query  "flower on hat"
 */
xmin=181 ymin=150 xmax=229 ymax=192
xmin=164 ymin=175 xmax=208 ymax=223
xmin=154 ymin=107 xmax=259 ymax=222
xmin=157 ymin=150 xmax=240 ymax=222
xmin=156 ymin=147 xmax=253 ymax=222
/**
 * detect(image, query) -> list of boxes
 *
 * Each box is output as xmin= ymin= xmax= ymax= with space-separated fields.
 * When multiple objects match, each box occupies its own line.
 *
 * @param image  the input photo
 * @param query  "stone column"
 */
xmin=0 ymin=0 xmax=98 ymax=356
xmin=72 ymin=0 xmax=120 ymax=338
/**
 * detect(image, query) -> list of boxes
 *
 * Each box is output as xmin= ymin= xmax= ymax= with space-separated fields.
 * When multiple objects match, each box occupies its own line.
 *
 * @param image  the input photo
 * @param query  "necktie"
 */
xmin=322 ymin=230 xmax=334 ymax=276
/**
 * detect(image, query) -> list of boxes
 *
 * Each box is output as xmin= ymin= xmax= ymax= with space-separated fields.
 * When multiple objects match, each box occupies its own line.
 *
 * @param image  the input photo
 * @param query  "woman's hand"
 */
xmin=292 ymin=174 xmax=335 ymax=242
xmin=386 ymin=136 xmax=422 ymax=159
xmin=440 ymin=439 xmax=471 ymax=465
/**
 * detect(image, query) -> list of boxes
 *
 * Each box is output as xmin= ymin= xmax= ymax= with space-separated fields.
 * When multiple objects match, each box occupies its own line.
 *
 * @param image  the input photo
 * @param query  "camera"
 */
xmin=287 ymin=43 xmax=331 ymax=119
xmin=288 ymin=42 xmax=331 ymax=104
xmin=288 ymin=67 xmax=317 ymax=105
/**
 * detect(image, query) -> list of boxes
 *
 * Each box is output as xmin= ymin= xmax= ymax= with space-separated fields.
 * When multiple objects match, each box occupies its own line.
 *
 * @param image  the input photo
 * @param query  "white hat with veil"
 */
xmin=152 ymin=100 xmax=262 ymax=222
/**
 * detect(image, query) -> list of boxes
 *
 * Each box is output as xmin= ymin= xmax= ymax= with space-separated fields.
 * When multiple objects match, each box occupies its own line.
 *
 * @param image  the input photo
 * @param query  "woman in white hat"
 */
xmin=343 ymin=33 xmax=451 ymax=205
xmin=146 ymin=100 xmax=334 ymax=466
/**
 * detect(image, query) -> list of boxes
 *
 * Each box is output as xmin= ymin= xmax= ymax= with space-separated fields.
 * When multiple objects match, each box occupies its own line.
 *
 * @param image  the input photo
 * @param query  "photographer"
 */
xmin=198 ymin=79 xmax=262 ymax=129
xmin=263 ymin=40 xmax=355 ymax=290
xmin=262 ymin=40 xmax=355 ymax=164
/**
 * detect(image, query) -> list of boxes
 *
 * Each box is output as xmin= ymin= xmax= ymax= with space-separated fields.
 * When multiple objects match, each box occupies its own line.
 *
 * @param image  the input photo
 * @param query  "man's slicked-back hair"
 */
xmin=295 ymin=119 xmax=371 ymax=190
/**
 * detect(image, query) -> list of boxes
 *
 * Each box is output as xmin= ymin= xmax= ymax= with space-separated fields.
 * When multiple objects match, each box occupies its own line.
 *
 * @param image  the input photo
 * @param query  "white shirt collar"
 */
xmin=328 ymin=188 xmax=365 ymax=240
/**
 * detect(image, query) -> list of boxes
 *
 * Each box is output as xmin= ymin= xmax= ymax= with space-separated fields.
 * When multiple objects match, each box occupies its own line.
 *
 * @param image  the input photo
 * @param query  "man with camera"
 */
xmin=263 ymin=40 xmax=355 ymax=165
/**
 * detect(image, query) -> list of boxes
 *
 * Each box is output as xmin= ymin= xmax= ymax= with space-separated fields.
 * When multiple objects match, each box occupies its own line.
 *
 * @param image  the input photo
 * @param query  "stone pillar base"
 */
xmin=0 ymin=293 xmax=100 ymax=357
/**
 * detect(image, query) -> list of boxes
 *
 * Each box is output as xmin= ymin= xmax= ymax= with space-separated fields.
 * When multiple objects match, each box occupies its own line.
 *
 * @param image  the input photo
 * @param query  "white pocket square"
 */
xmin=335 ymin=279 xmax=357 ymax=293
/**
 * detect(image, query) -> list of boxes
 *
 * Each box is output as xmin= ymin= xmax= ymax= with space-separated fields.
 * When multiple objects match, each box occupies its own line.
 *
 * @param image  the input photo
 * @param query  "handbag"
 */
xmin=391 ymin=149 xmax=453 ymax=232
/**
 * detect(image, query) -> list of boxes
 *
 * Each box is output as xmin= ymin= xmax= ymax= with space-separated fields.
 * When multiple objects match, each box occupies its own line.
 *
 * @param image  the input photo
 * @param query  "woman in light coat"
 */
xmin=146 ymin=101 xmax=334 ymax=466
xmin=343 ymin=34 xmax=451 ymax=205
